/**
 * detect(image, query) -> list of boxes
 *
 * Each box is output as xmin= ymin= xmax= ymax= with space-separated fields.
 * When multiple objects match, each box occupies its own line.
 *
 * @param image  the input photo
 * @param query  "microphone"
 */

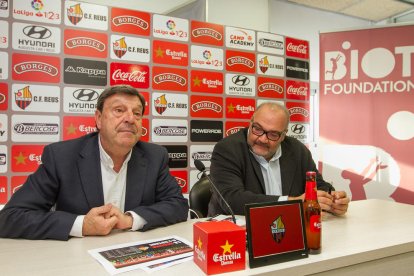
xmin=194 ymin=159 xmax=236 ymax=224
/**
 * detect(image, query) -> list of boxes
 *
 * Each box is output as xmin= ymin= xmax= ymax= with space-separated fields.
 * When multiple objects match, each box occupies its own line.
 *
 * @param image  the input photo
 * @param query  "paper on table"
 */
xmin=88 ymin=235 xmax=193 ymax=275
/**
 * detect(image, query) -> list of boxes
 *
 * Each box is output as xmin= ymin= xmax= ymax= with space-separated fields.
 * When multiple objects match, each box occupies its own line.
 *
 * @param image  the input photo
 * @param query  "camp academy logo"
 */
xmin=213 ymin=240 xmax=242 ymax=266
xmin=270 ymin=216 xmax=286 ymax=243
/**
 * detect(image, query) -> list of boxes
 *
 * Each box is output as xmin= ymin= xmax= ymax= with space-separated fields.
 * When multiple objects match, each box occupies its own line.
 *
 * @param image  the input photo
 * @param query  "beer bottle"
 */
xmin=303 ymin=171 xmax=321 ymax=254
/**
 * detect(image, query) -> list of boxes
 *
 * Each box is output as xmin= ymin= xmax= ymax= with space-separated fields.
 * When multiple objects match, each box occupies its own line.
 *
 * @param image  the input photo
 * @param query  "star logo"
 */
xmin=193 ymin=76 xmax=201 ymax=87
xmin=14 ymin=152 xmax=27 ymax=165
xmin=66 ymin=123 xmax=77 ymax=135
xmin=155 ymin=46 xmax=164 ymax=58
xmin=220 ymin=240 xmax=234 ymax=254
xmin=227 ymin=103 xmax=235 ymax=113
xmin=197 ymin=237 xmax=203 ymax=249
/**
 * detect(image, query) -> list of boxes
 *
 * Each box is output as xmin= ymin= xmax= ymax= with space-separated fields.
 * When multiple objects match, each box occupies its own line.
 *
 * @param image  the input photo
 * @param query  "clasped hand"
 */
xmin=82 ymin=204 xmax=133 ymax=236
xmin=317 ymin=190 xmax=350 ymax=216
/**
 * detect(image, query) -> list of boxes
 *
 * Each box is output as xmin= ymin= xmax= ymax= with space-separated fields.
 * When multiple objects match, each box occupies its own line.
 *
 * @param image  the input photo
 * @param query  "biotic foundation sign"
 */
xmin=319 ymin=25 xmax=414 ymax=204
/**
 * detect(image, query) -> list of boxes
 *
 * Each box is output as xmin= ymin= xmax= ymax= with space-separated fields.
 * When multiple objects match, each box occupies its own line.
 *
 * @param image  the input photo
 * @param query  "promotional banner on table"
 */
xmin=319 ymin=24 xmax=414 ymax=204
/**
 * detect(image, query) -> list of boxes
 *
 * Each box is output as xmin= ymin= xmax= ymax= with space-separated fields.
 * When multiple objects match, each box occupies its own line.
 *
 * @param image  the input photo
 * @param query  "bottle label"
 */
xmin=310 ymin=215 xmax=321 ymax=232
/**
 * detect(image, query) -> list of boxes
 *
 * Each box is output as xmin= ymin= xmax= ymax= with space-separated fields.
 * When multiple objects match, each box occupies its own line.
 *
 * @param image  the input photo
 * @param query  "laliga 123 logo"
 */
xmin=31 ymin=0 xmax=43 ymax=16
xmin=203 ymin=50 xmax=212 ymax=65
xmin=166 ymin=20 xmax=176 ymax=35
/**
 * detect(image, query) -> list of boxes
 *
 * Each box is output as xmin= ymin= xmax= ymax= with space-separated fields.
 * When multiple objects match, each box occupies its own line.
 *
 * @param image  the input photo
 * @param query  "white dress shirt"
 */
xmin=251 ymin=146 xmax=288 ymax=201
xmin=69 ymin=135 xmax=147 ymax=237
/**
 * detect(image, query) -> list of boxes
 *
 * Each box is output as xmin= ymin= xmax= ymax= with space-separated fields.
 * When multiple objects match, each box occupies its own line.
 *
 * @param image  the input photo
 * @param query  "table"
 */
xmin=1 ymin=199 xmax=414 ymax=275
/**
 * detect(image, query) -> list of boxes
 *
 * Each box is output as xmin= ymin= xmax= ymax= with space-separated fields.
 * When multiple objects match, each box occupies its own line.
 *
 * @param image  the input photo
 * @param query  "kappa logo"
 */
xmin=14 ymin=86 xmax=32 ymax=110
xmin=192 ymin=28 xmax=222 ymax=40
xmin=67 ymin=3 xmax=83 ymax=25
xmin=112 ymin=15 xmax=149 ymax=29
xmin=23 ymin=25 xmax=52 ymax=39
xmin=270 ymin=216 xmax=285 ymax=243
xmin=72 ymin=88 xmax=99 ymax=102
xmin=226 ymin=56 xmax=254 ymax=68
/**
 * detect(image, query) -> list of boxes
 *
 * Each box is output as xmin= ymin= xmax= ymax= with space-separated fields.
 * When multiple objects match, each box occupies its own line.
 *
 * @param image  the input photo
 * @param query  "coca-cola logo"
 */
xmin=112 ymin=69 xmax=147 ymax=83
xmin=287 ymin=42 xmax=307 ymax=54
xmin=287 ymin=85 xmax=308 ymax=96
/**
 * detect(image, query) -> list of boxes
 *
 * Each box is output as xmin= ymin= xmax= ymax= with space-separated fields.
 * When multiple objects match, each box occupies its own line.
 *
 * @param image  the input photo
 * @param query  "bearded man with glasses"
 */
xmin=208 ymin=102 xmax=349 ymax=217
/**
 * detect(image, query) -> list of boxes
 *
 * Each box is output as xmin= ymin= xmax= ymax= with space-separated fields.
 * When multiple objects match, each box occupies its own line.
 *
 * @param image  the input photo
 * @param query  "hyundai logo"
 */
xmin=23 ymin=25 xmax=52 ymax=39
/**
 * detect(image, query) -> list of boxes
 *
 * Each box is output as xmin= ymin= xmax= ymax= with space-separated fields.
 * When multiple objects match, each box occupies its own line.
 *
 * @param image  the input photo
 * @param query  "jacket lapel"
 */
xmin=124 ymin=143 xmax=147 ymax=211
xmin=78 ymin=134 xmax=104 ymax=208
xmin=242 ymin=128 xmax=266 ymax=193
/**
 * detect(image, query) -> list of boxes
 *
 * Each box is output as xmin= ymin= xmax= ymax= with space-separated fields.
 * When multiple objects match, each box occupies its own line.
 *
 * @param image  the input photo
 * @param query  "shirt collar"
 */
xmin=98 ymin=134 xmax=132 ymax=171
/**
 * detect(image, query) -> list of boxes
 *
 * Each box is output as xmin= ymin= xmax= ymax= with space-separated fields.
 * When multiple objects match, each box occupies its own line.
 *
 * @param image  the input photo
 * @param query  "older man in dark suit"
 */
xmin=0 ymin=85 xmax=188 ymax=240
xmin=208 ymin=102 xmax=349 ymax=216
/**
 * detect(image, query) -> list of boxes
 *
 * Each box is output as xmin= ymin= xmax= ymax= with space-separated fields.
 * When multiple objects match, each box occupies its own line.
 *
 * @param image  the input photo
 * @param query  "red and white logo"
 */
xmin=63 ymin=116 xmax=96 ymax=141
xmin=11 ymin=145 xmax=45 ymax=172
xmin=190 ymin=95 xmax=223 ymax=118
xmin=257 ymin=77 xmax=284 ymax=99
xmin=0 ymin=176 xmax=7 ymax=204
xmin=152 ymin=66 xmax=188 ymax=92
xmin=225 ymin=50 xmax=255 ymax=74
xmin=111 ymin=7 xmax=150 ymax=36
xmin=0 ymin=83 xmax=8 ymax=111
xmin=64 ymin=29 xmax=107 ymax=58
xmin=225 ymin=98 xmax=255 ymax=119
xmin=11 ymin=175 xmax=29 ymax=195
xmin=286 ymin=80 xmax=309 ymax=101
xmin=110 ymin=62 xmax=150 ymax=89
xmin=191 ymin=20 xmax=224 ymax=46
xmin=225 ymin=121 xmax=249 ymax=137
xmin=286 ymin=102 xmax=309 ymax=122
xmin=191 ymin=70 xmax=223 ymax=94
xmin=12 ymin=53 xmax=60 ymax=83
xmin=153 ymin=40 xmax=188 ymax=67
xmin=170 ymin=170 xmax=188 ymax=193
xmin=286 ymin=37 xmax=309 ymax=59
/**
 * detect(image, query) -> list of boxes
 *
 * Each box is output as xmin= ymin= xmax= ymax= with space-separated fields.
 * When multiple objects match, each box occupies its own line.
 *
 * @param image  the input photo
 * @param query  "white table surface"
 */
xmin=1 ymin=199 xmax=414 ymax=275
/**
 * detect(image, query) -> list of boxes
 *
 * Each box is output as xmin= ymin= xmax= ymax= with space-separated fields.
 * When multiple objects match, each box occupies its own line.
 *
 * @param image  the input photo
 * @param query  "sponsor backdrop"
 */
xmin=319 ymin=24 xmax=414 ymax=204
xmin=0 ymin=0 xmax=311 ymax=204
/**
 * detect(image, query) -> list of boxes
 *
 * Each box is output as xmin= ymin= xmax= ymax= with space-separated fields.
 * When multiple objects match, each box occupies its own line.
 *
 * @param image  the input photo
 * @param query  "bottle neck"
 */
xmin=305 ymin=180 xmax=317 ymax=200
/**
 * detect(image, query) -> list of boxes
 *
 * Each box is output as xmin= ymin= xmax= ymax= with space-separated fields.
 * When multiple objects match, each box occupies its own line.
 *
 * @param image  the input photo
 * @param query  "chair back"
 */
xmin=189 ymin=176 xmax=212 ymax=219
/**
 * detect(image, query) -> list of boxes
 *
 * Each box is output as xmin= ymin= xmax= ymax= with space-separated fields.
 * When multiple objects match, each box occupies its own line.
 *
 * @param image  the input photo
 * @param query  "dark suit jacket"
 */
xmin=0 ymin=133 xmax=189 ymax=240
xmin=208 ymin=128 xmax=332 ymax=216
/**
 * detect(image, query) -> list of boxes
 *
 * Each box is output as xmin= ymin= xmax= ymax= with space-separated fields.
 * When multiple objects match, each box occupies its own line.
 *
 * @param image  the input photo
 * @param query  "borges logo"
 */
xmin=191 ymin=101 xmax=222 ymax=113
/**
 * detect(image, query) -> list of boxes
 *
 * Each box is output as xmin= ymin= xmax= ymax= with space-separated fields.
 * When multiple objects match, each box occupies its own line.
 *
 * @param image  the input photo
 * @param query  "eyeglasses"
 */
xmin=251 ymin=123 xmax=286 ymax=141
